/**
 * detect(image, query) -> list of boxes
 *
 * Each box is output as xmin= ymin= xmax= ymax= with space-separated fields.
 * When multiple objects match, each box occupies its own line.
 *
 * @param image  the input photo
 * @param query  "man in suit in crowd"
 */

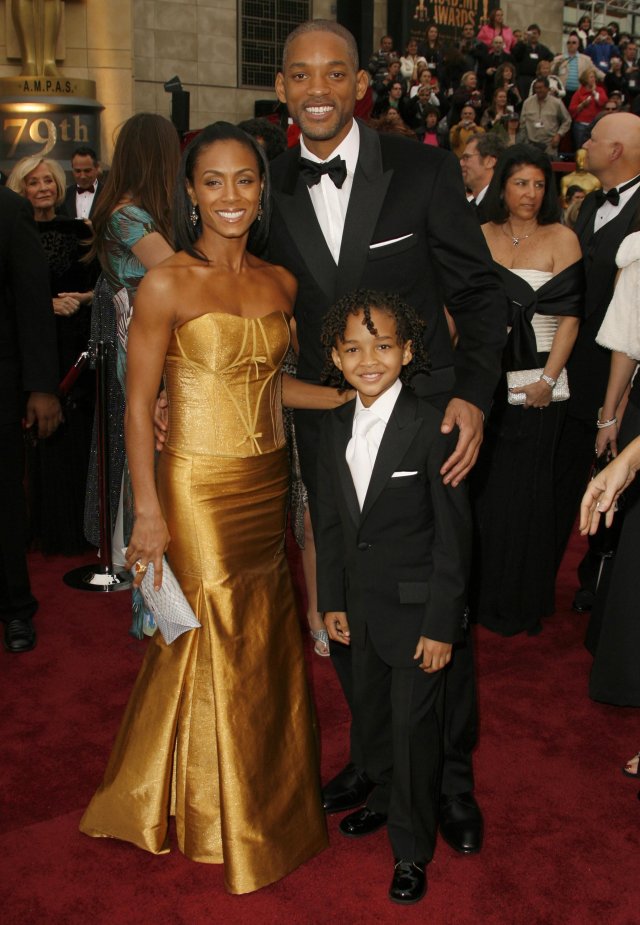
xmin=269 ymin=19 xmax=507 ymax=854
xmin=0 ymin=186 xmax=61 ymax=652
xmin=555 ymin=112 xmax=640 ymax=608
xmin=460 ymin=133 xmax=506 ymax=223
xmin=60 ymin=146 xmax=103 ymax=220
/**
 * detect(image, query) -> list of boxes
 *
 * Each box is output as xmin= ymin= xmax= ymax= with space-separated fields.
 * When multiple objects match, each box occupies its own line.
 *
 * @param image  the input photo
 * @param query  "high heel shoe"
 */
xmin=622 ymin=752 xmax=640 ymax=777
xmin=310 ymin=629 xmax=330 ymax=657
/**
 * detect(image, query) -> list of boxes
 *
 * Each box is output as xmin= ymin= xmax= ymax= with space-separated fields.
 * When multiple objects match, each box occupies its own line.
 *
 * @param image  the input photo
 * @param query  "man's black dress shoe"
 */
xmin=572 ymin=588 xmax=594 ymax=613
xmin=338 ymin=806 xmax=387 ymax=838
xmin=439 ymin=792 xmax=483 ymax=854
xmin=388 ymin=859 xmax=427 ymax=905
xmin=4 ymin=618 xmax=36 ymax=653
xmin=322 ymin=762 xmax=374 ymax=814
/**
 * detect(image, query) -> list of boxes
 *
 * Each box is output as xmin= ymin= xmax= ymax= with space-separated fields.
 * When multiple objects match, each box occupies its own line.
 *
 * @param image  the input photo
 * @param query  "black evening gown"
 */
xmin=471 ymin=261 xmax=584 ymax=636
xmin=28 ymin=217 xmax=98 ymax=554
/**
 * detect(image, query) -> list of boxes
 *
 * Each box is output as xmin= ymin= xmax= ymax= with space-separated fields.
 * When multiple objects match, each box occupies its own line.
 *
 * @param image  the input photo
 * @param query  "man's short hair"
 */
xmin=473 ymin=133 xmax=508 ymax=161
xmin=282 ymin=20 xmax=359 ymax=70
xmin=72 ymin=145 xmax=98 ymax=164
xmin=534 ymin=77 xmax=550 ymax=89
xmin=527 ymin=24 xmax=541 ymax=33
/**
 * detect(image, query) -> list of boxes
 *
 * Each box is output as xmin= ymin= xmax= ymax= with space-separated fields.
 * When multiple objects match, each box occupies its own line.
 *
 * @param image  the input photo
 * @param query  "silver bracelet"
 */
xmin=596 ymin=416 xmax=618 ymax=429
xmin=539 ymin=373 xmax=556 ymax=388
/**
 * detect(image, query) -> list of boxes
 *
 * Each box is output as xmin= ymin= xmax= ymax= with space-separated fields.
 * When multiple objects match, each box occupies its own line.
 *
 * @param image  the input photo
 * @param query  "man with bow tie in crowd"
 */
xmin=61 ymin=146 xmax=103 ymax=220
xmin=268 ymin=19 xmax=507 ymax=867
xmin=554 ymin=112 xmax=640 ymax=610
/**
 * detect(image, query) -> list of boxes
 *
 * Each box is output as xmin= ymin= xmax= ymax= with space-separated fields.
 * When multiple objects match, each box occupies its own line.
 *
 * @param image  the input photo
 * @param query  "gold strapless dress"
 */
xmin=80 ymin=311 xmax=328 ymax=894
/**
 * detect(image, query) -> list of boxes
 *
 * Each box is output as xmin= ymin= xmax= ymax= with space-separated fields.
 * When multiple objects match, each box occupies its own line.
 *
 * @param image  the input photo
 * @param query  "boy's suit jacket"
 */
xmin=268 ymin=121 xmax=507 ymax=418
xmin=316 ymin=386 xmax=471 ymax=668
xmin=568 ymin=185 xmax=640 ymax=421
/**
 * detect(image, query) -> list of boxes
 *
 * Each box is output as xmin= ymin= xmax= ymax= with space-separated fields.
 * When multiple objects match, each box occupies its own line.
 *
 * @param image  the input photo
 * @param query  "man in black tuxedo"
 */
xmin=60 ymin=146 xmax=103 ymax=220
xmin=0 ymin=187 xmax=61 ymax=652
xmin=555 ymin=112 xmax=640 ymax=605
xmin=269 ymin=20 xmax=507 ymax=854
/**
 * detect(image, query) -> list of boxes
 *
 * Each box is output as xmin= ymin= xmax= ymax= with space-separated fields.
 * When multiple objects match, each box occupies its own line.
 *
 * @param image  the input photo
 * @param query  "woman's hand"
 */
xmin=512 ymin=378 xmax=553 ymax=408
xmin=595 ymin=420 xmax=618 ymax=459
xmin=53 ymin=294 xmax=81 ymax=316
xmin=125 ymin=513 xmax=170 ymax=589
xmin=579 ymin=454 xmax=636 ymax=535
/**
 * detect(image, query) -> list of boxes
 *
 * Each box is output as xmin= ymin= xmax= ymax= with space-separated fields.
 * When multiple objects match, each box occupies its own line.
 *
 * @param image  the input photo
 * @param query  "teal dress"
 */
xmin=85 ymin=205 xmax=161 ymax=637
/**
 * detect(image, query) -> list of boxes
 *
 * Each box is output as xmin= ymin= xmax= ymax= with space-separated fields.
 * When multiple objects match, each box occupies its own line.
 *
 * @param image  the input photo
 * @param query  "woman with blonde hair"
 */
xmin=8 ymin=155 xmax=98 ymax=552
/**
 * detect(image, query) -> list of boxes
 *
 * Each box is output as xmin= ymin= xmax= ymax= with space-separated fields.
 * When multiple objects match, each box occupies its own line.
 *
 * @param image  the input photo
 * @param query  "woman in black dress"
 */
xmin=7 ymin=156 xmax=98 ymax=553
xmin=471 ymin=146 xmax=583 ymax=636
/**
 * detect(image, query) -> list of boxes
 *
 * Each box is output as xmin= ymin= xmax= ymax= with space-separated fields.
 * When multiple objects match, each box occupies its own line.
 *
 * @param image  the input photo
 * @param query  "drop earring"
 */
xmin=190 ymin=202 xmax=199 ymax=227
xmin=256 ymin=192 xmax=263 ymax=222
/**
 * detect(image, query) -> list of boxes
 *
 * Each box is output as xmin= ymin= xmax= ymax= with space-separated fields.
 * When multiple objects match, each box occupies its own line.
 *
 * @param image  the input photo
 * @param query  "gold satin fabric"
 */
xmin=80 ymin=312 xmax=328 ymax=894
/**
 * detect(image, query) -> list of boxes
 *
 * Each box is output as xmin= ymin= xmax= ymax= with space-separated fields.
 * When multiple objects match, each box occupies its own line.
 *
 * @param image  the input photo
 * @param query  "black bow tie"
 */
xmin=299 ymin=155 xmax=348 ymax=189
xmin=596 ymin=175 xmax=640 ymax=207
xmin=77 ymin=187 xmax=94 ymax=195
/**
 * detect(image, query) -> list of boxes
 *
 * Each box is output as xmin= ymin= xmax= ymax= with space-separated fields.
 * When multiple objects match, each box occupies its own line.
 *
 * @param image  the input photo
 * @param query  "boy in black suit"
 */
xmin=316 ymin=290 xmax=471 ymax=905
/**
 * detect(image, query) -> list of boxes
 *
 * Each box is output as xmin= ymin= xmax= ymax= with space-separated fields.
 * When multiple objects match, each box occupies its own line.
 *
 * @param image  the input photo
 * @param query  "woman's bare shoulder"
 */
xmin=545 ymin=222 xmax=582 ymax=268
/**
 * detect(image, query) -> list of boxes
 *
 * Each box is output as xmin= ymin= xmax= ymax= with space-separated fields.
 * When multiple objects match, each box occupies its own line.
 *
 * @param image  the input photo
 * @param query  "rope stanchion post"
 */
xmin=63 ymin=341 xmax=132 ymax=593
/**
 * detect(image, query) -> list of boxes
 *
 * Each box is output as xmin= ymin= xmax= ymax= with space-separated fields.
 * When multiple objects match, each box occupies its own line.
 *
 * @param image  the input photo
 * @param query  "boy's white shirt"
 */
xmin=346 ymin=379 xmax=405 ymax=506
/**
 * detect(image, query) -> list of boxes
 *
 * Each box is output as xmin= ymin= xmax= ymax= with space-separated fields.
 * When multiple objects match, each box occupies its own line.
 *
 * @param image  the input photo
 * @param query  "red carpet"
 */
xmin=1 ymin=536 xmax=639 ymax=925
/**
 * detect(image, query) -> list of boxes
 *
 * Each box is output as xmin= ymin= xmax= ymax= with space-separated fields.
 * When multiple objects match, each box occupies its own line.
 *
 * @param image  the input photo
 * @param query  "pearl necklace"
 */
xmin=504 ymin=221 xmax=539 ymax=247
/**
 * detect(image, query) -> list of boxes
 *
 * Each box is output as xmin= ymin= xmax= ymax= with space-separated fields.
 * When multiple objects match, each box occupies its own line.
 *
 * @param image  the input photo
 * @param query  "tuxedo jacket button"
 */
xmin=357 ymin=541 xmax=370 ymax=551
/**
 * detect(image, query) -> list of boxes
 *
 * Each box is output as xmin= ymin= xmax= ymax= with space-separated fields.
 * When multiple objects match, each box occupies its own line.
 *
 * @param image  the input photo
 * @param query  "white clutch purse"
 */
xmin=506 ymin=367 xmax=570 ymax=406
xmin=126 ymin=553 xmax=201 ymax=645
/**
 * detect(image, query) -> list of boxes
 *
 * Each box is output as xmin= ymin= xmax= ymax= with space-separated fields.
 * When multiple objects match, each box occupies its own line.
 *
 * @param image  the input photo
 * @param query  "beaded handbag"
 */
xmin=506 ymin=367 xmax=570 ymax=406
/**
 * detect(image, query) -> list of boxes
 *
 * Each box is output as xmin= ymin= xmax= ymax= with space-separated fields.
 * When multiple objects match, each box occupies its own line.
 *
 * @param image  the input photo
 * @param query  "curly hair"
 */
xmin=320 ymin=289 xmax=429 ymax=389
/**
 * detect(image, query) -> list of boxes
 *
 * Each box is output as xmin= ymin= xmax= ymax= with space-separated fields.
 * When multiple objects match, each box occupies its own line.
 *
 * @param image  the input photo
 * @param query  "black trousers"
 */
xmin=0 ymin=420 xmax=37 ymax=625
xmin=353 ymin=630 xmax=445 ymax=862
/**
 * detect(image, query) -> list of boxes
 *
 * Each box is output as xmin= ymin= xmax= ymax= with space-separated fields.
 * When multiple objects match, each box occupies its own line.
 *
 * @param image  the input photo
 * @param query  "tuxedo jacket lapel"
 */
xmin=336 ymin=124 xmax=393 ymax=299
xmin=332 ymin=403 xmax=361 ymax=528
xmin=360 ymin=388 xmax=422 ymax=522
xmin=272 ymin=147 xmax=338 ymax=305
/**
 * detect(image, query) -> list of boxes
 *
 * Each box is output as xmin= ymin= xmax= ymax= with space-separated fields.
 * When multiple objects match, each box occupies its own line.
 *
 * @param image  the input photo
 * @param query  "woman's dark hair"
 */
xmin=319 ymin=289 xmax=429 ymax=388
xmin=483 ymin=143 xmax=560 ymax=225
xmin=488 ymin=8 xmax=504 ymax=28
xmin=174 ymin=121 xmax=271 ymax=260
xmin=88 ymin=113 xmax=180 ymax=265
xmin=494 ymin=62 xmax=515 ymax=86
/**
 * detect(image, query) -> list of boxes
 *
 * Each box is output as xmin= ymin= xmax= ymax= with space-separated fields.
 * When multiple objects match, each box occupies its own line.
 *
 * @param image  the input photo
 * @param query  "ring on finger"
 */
xmin=134 ymin=559 xmax=149 ymax=575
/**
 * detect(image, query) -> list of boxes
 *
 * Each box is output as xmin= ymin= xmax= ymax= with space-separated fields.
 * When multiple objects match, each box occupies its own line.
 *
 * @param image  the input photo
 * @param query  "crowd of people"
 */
xmin=365 ymin=12 xmax=640 ymax=156
xmin=2 ymin=12 xmax=640 ymax=910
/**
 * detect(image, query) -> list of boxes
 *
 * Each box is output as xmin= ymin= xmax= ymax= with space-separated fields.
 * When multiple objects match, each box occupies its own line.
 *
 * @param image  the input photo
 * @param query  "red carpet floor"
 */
xmin=1 ymin=535 xmax=639 ymax=925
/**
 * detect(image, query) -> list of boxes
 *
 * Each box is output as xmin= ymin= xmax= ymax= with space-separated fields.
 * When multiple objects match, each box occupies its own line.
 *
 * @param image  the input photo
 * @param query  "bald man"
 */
xmin=554 ymin=113 xmax=640 ymax=607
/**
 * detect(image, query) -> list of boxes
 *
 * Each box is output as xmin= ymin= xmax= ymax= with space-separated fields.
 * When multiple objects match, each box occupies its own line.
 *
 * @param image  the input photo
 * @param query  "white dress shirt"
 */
xmin=594 ymin=174 xmax=640 ymax=232
xmin=75 ymin=182 xmax=97 ymax=220
xmin=346 ymin=379 xmax=402 ymax=508
xmin=300 ymin=120 xmax=360 ymax=264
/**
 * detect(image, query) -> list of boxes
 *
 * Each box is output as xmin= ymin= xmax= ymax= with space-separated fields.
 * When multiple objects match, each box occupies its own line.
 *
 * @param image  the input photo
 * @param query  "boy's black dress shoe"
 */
xmin=338 ymin=806 xmax=387 ymax=838
xmin=4 ymin=618 xmax=36 ymax=653
xmin=439 ymin=792 xmax=483 ymax=854
xmin=388 ymin=860 xmax=427 ymax=904
xmin=322 ymin=762 xmax=374 ymax=813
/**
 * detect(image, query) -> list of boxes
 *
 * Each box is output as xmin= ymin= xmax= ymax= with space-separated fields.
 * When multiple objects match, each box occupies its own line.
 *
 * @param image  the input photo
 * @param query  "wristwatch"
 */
xmin=539 ymin=373 xmax=556 ymax=388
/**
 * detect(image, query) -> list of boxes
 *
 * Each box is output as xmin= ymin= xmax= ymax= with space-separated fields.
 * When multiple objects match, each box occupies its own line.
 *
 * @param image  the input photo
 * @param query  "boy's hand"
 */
xmin=154 ymin=390 xmax=169 ymax=451
xmin=414 ymin=636 xmax=452 ymax=673
xmin=324 ymin=611 xmax=351 ymax=646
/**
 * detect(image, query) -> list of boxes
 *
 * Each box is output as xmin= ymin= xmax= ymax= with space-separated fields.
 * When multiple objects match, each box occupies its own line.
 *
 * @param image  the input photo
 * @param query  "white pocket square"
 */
xmin=392 ymin=471 xmax=419 ymax=477
xmin=369 ymin=234 xmax=414 ymax=250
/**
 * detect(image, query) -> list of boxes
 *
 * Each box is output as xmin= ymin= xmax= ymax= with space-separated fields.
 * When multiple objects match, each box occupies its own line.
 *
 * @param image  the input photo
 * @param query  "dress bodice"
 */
xmin=510 ymin=268 xmax=557 ymax=352
xmin=164 ymin=311 xmax=290 ymax=457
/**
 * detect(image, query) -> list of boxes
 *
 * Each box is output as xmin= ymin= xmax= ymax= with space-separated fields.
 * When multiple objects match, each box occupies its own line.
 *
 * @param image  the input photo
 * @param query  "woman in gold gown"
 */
xmin=79 ymin=123 xmax=343 ymax=893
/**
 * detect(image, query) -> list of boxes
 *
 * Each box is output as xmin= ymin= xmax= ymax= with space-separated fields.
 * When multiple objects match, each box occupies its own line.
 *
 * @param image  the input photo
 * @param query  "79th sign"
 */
xmin=1 ymin=109 xmax=98 ymax=165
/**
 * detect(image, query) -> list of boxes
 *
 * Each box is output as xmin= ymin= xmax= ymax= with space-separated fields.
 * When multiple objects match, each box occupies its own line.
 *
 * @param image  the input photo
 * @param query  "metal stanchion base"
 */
xmin=63 ymin=564 xmax=132 ymax=592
